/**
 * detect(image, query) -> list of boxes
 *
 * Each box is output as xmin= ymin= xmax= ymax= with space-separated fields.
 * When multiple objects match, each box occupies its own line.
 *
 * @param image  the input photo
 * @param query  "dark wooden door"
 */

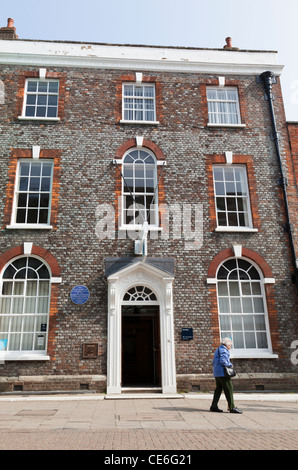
xmin=122 ymin=307 xmax=161 ymax=387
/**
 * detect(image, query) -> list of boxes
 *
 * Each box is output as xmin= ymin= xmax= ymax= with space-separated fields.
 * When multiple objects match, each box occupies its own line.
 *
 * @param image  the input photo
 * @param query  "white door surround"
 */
xmin=106 ymin=259 xmax=176 ymax=394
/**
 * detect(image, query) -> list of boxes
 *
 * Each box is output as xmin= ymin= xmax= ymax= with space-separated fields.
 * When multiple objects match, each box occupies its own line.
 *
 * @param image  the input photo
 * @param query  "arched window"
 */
xmin=216 ymin=258 xmax=271 ymax=352
xmin=123 ymin=285 xmax=157 ymax=302
xmin=0 ymin=256 xmax=51 ymax=357
xmin=122 ymin=148 xmax=158 ymax=227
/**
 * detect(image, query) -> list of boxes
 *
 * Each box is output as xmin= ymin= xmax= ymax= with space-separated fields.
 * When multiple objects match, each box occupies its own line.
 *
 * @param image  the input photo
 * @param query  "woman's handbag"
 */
xmin=224 ymin=366 xmax=236 ymax=379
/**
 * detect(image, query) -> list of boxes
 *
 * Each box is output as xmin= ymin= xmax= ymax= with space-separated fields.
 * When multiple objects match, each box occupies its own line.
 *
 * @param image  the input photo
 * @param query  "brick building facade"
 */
xmin=287 ymin=122 xmax=298 ymax=265
xmin=0 ymin=20 xmax=297 ymax=394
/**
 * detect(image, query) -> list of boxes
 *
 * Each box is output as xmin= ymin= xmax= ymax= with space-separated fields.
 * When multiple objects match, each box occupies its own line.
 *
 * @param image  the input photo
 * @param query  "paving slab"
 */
xmin=0 ymin=393 xmax=297 ymax=450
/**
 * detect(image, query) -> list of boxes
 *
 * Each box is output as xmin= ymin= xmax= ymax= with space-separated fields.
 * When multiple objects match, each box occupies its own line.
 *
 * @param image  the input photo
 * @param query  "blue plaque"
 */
xmin=70 ymin=286 xmax=90 ymax=305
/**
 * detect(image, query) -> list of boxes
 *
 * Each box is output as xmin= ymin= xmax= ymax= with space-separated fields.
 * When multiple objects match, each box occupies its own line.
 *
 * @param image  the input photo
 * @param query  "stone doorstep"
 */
xmin=105 ymin=393 xmax=184 ymax=400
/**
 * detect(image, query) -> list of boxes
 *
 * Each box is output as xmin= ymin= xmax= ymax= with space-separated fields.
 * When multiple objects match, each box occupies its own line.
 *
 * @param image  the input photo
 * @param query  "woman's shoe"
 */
xmin=230 ymin=407 xmax=243 ymax=414
xmin=210 ymin=406 xmax=223 ymax=412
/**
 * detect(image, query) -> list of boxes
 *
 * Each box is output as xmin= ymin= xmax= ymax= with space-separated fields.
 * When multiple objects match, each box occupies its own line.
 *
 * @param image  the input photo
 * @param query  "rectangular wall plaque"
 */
xmin=182 ymin=328 xmax=193 ymax=340
xmin=82 ymin=343 xmax=99 ymax=359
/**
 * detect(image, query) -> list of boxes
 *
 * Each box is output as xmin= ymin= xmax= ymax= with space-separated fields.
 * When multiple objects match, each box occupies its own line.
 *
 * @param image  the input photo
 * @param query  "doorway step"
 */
xmin=105 ymin=388 xmax=183 ymax=399
xmin=121 ymin=387 xmax=162 ymax=394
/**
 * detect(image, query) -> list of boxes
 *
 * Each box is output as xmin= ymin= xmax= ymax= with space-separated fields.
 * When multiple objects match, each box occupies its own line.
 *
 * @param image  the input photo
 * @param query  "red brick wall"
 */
xmin=286 ymin=123 xmax=298 ymax=260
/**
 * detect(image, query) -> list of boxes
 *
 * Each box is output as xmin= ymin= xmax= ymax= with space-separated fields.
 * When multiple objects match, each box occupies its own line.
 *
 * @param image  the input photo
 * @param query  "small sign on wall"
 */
xmin=182 ymin=328 xmax=193 ymax=340
xmin=82 ymin=343 xmax=99 ymax=359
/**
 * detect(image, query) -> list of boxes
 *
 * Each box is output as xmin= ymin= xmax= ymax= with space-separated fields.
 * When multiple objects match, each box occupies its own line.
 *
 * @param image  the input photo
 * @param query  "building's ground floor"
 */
xmin=0 ymin=246 xmax=297 ymax=394
xmin=1 ymin=372 xmax=298 ymax=395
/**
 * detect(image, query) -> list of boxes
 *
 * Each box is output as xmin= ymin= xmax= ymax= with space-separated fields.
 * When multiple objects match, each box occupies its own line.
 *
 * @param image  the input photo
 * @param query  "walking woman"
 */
xmin=210 ymin=338 xmax=242 ymax=414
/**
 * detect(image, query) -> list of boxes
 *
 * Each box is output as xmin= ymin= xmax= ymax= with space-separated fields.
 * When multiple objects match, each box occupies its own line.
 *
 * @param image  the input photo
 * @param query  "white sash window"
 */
xmin=123 ymin=84 xmax=156 ymax=122
xmin=213 ymin=165 xmax=252 ymax=228
xmin=0 ymin=257 xmax=51 ymax=359
xmin=217 ymin=258 xmax=273 ymax=356
xmin=122 ymin=149 xmax=158 ymax=228
xmin=22 ymin=79 xmax=59 ymax=119
xmin=207 ymin=87 xmax=241 ymax=125
xmin=12 ymin=160 xmax=53 ymax=227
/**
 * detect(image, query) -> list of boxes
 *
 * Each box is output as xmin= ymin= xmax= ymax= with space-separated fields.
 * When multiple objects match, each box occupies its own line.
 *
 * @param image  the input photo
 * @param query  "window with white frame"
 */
xmin=0 ymin=257 xmax=51 ymax=356
xmin=123 ymin=286 xmax=157 ymax=302
xmin=122 ymin=84 xmax=156 ymax=122
xmin=22 ymin=79 xmax=59 ymax=119
xmin=213 ymin=166 xmax=252 ymax=228
xmin=12 ymin=160 xmax=54 ymax=226
xmin=122 ymin=148 xmax=158 ymax=227
xmin=217 ymin=258 xmax=271 ymax=353
xmin=207 ymin=87 xmax=241 ymax=125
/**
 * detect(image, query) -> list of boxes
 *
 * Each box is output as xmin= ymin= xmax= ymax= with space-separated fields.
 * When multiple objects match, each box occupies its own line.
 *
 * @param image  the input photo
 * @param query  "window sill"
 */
xmin=207 ymin=277 xmax=275 ymax=285
xmin=215 ymin=227 xmax=258 ymax=233
xmin=207 ymin=123 xmax=246 ymax=128
xmin=6 ymin=224 xmax=53 ymax=230
xmin=18 ymin=116 xmax=60 ymax=122
xmin=0 ymin=353 xmax=50 ymax=361
xmin=120 ymin=120 xmax=160 ymax=125
xmin=230 ymin=352 xmax=278 ymax=359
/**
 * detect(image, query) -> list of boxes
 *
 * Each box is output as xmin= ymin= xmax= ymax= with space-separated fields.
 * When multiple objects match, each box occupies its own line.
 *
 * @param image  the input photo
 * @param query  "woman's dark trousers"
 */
xmin=211 ymin=377 xmax=235 ymax=410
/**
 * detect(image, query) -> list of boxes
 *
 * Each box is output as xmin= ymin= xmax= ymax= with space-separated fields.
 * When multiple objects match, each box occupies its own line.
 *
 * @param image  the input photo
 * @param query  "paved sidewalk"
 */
xmin=0 ymin=393 xmax=297 ymax=450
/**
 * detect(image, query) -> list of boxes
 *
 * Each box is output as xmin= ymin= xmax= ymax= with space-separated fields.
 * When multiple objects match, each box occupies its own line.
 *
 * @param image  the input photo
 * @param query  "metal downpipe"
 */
xmin=261 ymin=71 xmax=298 ymax=291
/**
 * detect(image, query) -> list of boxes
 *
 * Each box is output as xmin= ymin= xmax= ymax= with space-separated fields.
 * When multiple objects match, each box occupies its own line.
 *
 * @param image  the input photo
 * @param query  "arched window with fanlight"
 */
xmin=122 ymin=148 xmax=158 ymax=228
xmin=123 ymin=285 xmax=158 ymax=302
xmin=216 ymin=258 xmax=273 ymax=355
xmin=0 ymin=256 xmax=51 ymax=359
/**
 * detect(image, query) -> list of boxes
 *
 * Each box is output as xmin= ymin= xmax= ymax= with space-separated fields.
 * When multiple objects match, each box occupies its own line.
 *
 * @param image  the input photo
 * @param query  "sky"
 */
xmin=1 ymin=0 xmax=298 ymax=120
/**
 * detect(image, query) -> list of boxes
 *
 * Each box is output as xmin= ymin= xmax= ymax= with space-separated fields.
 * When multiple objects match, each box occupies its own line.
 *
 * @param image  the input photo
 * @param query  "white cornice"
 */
xmin=0 ymin=40 xmax=284 ymax=76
